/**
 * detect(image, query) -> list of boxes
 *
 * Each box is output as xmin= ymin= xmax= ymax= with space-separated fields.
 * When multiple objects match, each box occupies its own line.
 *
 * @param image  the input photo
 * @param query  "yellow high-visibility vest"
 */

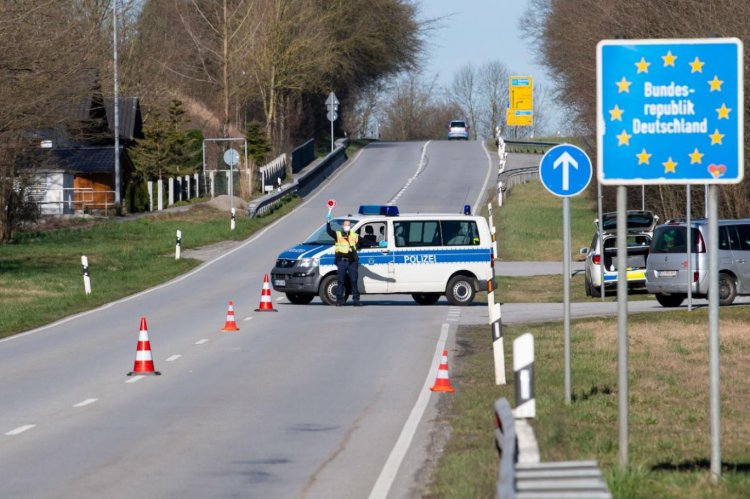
xmin=335 ymin=231 xmax=358 ymax=255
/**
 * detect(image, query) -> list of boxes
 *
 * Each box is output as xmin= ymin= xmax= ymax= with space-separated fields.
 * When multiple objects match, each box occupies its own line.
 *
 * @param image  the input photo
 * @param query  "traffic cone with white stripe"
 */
xmin=255 ymin=274 xmax=278 ymax=312
xmin=127 ymin=317 xmax=161 ymax=376
xmin=222 ymin=300 xmax=240 ymax=331
xmin=430 ymin=349 xmax=455 ymax=393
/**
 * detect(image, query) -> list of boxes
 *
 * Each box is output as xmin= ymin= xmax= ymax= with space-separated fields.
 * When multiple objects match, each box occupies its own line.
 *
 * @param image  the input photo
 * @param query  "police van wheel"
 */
xmin=412 ymin=293 xmax=441 ymax=305
xmin=446 ymin=276 xmax=475 ymax=306
xmin=286 ymin=293 xmax=315 ymax=305
xmin=319 ymin=275 xmax=348 ymax=305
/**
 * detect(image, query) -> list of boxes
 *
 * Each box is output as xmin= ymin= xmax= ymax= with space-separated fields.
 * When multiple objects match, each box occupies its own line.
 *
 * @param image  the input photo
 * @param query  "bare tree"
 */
xmin=478 ymin=60 xmax=509 ymax=139
xmin=449 ymin=64 xmax=479 ymax=139
xmin=0 ymin=2 xmax=100 ymax=242
xmin=379 ymin=71 xmax=460 ymax=141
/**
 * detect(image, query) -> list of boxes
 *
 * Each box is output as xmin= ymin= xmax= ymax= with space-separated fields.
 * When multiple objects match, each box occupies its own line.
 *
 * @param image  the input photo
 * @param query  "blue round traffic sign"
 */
xmin=539 ymin=144 xmax=593 ymax=197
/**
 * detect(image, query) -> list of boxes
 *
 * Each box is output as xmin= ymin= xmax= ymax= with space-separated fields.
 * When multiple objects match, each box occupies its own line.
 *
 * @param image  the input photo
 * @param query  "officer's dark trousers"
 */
xmin=336 ymin=258 xmax=359 ymax=304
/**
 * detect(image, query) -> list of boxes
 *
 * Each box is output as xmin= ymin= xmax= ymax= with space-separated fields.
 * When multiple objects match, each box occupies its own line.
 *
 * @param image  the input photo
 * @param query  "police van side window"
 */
xmin=394 ymin=221 xmax=441 ymax=247
xmin=442 ymin=220 xmax=479 ymax=246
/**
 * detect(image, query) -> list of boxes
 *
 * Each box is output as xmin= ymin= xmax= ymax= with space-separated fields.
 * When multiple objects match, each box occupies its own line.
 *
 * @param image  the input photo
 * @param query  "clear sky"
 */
xmin=416 ymin=0 xmax=562 ymax=132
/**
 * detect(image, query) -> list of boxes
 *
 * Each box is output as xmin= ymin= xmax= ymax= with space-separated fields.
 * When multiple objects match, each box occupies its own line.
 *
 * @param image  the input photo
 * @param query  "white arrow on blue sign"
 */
xmin=539 ymin=144 xmax=593 ymax=197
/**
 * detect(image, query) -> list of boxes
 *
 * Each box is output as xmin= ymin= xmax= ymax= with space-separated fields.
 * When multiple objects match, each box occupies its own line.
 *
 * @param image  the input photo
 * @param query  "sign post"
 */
xmin=598 ymin=37 xmax=743 ymax=477
xmin=326 ymin=92 xmax=339 ymax=152
xmin=540 ymin=144 xmax=593 ymax=406
xmin=223 ymin=148 xmax=240 ymax=230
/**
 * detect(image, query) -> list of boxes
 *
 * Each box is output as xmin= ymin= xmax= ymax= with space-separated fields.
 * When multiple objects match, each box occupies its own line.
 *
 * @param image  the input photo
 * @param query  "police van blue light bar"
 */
xmin=463 ymin=204 xmax=471 ymax=215
xmin=358 ymin=205 xmax=399 ymax=216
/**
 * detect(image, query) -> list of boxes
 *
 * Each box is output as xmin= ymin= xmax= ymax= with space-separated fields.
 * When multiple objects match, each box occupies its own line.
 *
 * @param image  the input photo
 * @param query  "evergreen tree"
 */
xmin=130 ymin=100 xmax=201 ymax=180
xmin=245 ymin=121 xmax=271 ymax=166
xmin=130 ymin=110 xmax=170 ymax=180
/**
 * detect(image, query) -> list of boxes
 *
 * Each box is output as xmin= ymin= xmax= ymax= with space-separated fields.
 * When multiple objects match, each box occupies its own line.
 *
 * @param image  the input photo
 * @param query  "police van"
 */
xmin=271 ymin=205 xmax=494 ymax=306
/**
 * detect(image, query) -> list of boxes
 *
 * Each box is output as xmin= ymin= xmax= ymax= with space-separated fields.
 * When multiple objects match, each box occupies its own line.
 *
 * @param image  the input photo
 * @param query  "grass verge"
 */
xmin=496 ymin=181 xmax=596 ymax=261
xmin=427 ymin=309 xmax=750 ymax=498
xmin=495 ymin=274 xmax=653 ymax=303
xmin=0 ymin=196 xmax=300 ymax=337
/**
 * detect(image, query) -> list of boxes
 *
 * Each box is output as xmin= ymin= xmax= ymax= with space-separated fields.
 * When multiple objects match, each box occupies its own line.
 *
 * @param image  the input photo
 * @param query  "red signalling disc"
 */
xmin=327 ymin=199 xmax=336 ymax=208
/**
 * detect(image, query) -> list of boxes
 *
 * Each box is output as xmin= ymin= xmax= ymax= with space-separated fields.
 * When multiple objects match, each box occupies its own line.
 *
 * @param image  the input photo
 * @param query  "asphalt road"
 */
xmin=0 ymin=140 xmax=499 ymax=499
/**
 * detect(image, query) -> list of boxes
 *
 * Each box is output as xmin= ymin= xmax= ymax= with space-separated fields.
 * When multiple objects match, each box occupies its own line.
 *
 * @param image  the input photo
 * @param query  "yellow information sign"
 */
xmin=507 ymin=75 xmax=533 ymax=126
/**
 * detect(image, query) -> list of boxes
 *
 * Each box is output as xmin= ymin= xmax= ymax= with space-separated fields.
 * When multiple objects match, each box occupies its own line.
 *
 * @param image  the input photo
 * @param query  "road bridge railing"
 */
xmin=494 ymin=397 xmax=612 ymax=499
xmin=247 ymin=138 xmax=349 ymax=218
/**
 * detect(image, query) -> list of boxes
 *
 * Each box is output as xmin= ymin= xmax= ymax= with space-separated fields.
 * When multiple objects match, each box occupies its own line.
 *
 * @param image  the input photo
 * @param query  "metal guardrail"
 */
xmin=503 ymin=139 xmax=560 ymax=155
xmin=495 ymin=398 xmax=518 ymax=499
xmin=259 ymin=153 xmax=287 ymax=193
xmin=291 ymin=138 xmax=315 ymax=173
xmin=494 ymin=397 xmax=612 ymax=499
xmin=247 ymin=139 xmax=349 ymax=218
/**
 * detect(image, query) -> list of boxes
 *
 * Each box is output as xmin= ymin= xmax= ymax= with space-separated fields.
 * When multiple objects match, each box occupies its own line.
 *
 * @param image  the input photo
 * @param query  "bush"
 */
xmin=126 ymin=180 xmax=150 ymax=213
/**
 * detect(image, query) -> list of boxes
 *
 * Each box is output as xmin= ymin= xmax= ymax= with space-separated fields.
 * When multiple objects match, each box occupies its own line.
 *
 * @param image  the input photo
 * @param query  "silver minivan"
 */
xmin=646 ymin=219 xmax=750 ymax=306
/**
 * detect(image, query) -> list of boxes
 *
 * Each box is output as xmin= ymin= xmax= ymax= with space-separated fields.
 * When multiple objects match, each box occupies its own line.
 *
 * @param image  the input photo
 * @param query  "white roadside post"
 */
xmin=175 ymin=230 xmax=182 ymax=260
xmin=513 ymin=333 xmax=535 ymax=418
xmin=485 ymin=205 xmax=506 ymax=384
xmin=157 ymin=179 xmax=163 ymax=211
xmin=81 ymin=256 xmax=91 ymax=295
xmin=487 ymin=202 xmax=498 ymax=258
xmin=231 ymin=207 xmax=236 ymax=231
xmin=147 ymin=181 xmax=153 ymax=212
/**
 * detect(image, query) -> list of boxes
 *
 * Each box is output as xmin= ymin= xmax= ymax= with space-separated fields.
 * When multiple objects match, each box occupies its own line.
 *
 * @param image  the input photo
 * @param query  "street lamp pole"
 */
xmin=113 ymin=0 xmax=121 ymax=207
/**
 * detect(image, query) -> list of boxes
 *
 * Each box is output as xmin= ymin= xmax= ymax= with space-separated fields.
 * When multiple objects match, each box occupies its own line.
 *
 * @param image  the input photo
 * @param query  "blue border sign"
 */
xmin=539 ymin=144 xmax=592 ymax=197
xmin=597 ymin=38 xmax=743 ymax=185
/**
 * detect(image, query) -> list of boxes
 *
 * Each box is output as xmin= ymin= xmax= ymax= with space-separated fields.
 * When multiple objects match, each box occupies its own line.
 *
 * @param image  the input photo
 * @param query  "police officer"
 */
xmin=326 ymin=215 xmax=382 ymax=306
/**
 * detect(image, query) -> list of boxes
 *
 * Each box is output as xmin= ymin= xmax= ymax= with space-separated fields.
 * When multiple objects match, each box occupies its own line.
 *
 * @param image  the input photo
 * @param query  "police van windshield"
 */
xmin=303 ymin=219 xmax=360 ymax=245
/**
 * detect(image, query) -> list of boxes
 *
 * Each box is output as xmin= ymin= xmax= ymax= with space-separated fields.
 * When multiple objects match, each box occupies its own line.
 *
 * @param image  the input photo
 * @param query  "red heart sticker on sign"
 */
xmin=327 ymin=199 xmax=336 ymax=208
xmin=708 ymin=164 xmax=726 ymax=178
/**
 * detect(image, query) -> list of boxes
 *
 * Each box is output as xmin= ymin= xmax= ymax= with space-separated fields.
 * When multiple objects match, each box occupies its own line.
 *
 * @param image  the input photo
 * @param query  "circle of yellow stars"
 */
xmin=608 ymin=51 xmax=731 ymax=175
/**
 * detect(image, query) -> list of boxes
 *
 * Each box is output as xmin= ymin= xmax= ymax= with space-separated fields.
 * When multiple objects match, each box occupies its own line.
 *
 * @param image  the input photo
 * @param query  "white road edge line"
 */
xmin=165 ymin=354 xmax=182 ymax=362
xmin=368 ymin=323 xmax=450 ymax=499
xmin=125 ymin=375 xmax=144 ymax=384
xmin=5 ymin=425 xmax=36 ymax=436
xmin=0 ymin=146 xmax=373 ymax=345
xmin=73 ymin=398 xmax=98 ymax=408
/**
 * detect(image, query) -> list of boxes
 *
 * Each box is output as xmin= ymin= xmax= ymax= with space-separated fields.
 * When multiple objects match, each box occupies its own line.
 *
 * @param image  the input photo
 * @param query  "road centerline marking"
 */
xmin=165 ymin=354 xmax=182 ymax=362
xmin=125 ymin=375 xmax=144 ymax=384
xmin=6 ymin=425 xmax=36 ymax=436
xmin=73 ymin=398 xmax=98 ymax=408
xmin=195 ymin=339 xmax=209 ymax=345
xmin=368 ymin=323 xmax=450 ymax=499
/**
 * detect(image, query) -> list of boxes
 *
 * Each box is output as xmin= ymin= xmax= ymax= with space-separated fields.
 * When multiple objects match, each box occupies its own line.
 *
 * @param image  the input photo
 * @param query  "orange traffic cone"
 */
xmin=222 ymin=300 xmax=240 ymax=331
xmin=127 ymin=317 xmax=161 ymax=376
xmin=255 ymin=274 xmax=278 ymax=312
xmin=430 ymin=349 xmax=455 ymax=393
